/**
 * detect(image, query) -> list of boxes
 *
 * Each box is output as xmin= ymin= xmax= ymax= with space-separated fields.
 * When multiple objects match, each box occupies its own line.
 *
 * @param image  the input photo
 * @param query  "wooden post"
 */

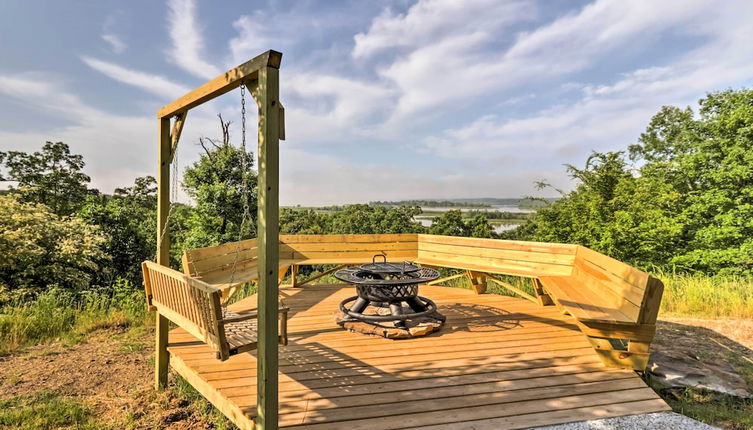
xmin=290 ymin=265 xmax=298 ymax=287
xmin=466 ymin=270 xmax=487 ymax=294
xmin=530 ymin=278 xmax=554 ymax=306
xmin=255 ymin=65 xmax=280 ymax=430
xmin=155 ymin=117 xmax=171 ymax=389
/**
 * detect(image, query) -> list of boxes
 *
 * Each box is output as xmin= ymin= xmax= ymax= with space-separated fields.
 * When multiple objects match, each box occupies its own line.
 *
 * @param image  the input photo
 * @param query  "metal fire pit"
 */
xmin=334 ymin=254 xmax=443 ymax=329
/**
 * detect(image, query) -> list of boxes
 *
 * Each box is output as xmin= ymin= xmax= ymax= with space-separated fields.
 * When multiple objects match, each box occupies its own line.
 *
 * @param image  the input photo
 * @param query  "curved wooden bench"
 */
xmin=180 ymin=233 xmax=663 ymax=370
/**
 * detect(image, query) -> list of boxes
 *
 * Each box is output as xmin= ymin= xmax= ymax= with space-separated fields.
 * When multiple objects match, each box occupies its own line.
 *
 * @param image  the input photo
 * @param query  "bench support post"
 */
xmin=531 ymin=278 xmax=554 ymax=306
xmin=155 ymin=313 xmax=170 ymax=389
xmin=466 ymin=270 xmax=487 ymax=294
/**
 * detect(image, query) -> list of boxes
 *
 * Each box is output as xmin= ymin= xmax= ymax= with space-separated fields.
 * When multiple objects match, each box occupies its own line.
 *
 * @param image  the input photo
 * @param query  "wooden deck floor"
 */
xmin=168 ymin=284 xmax=669 ymax=429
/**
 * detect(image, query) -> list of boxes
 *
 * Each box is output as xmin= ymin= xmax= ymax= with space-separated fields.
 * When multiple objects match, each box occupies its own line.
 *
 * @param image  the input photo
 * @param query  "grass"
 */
xmin=0 ymin=280 xmax=149 ymax=355
xmin=0 ymin=391 xmax=105 ymax=430
xmin=657 ymin=270 xmax=753 ymax=319
xmin=172 ymin=375 xmax=238 ymax=430
xmin=652 ymin=385 xmax=753 ymax=430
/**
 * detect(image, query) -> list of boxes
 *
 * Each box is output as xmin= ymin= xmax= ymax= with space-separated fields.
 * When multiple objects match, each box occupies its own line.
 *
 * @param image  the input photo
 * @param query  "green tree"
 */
xmin=517 ymin=88 xmax=753 ymax=275
xmin=78 ymin=177 xmax=157 ymax=285
xmin=182 ymin=115 xmax=257 ymax=249
xmin=0 ymin=194 xmax=107 ymax=302
xmin=324 ymin=204 xmax=425 ymax=234
xmin=0 ymin=142 xmax=91 ymax=215
xmin=428 ymin=210 xmax=496 ymax=238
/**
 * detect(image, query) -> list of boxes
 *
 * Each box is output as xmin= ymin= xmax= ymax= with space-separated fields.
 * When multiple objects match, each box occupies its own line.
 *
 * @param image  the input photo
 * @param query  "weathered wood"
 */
xmin=158 ymin=50 xmax=281 ymax=118
xmin=154 ymin=116 xmax=171 ymax=389
xmin=169 ymin=111 xmax=187 ymax=162
xmin=255 ymin=65 xmax=280 ymax=430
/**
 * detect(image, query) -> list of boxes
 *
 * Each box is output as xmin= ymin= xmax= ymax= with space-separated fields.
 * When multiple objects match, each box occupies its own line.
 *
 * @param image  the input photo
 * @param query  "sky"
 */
xmin=1 ymin=0 xmax=752 ymax=205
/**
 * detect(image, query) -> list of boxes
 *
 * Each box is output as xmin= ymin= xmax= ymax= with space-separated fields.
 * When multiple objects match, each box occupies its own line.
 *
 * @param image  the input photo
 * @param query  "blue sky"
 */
xmin=1 ymin=0 xmax=752 ymax=205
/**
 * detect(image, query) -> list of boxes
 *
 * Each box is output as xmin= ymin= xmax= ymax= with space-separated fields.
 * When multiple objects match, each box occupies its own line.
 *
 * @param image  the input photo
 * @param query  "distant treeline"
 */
xmin=370 ymin=200 xmax=491 ymax=208
xmin=466 ymin=210 xmax=533 ymax=220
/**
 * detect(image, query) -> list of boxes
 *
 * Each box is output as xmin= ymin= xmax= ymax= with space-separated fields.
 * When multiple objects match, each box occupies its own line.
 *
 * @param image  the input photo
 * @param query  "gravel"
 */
xmin=531 ymin=412 xmax=719 ymax=430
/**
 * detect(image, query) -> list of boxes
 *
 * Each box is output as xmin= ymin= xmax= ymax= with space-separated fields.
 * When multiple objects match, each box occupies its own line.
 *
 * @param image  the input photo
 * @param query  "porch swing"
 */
xmin=141 ymin=72 xmax=289 ymax=362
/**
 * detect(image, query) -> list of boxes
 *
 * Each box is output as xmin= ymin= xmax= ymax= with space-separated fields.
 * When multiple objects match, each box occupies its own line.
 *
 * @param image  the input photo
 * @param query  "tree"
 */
xmin=182 ymin=115 xmax=257 ymax=249
xmin=78 ymin=176 xmax=157 ymax=285
xmin=0 ymin=194 xmax=107 ymax=303
xmin=0 ymin=142 xmax=91 ymax=216
xmin=429 ymin=210 xmax=496 ymax=238
xmin=516 ymin=88 xmax=753 ymax=275
xmin=324 ymin=204 xmax=425 ymax=234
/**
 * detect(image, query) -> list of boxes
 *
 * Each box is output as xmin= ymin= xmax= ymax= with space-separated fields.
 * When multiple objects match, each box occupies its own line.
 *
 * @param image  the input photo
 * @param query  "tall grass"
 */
xmin=0 ymin=279 xmax=149 ymax=355
xmin=657 ymin=271 xmax=753 ymax=319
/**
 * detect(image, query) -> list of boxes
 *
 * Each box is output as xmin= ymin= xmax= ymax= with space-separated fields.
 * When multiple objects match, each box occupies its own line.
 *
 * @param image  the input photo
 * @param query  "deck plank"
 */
xmin=168 ymin=284 xmax=667 ymax=429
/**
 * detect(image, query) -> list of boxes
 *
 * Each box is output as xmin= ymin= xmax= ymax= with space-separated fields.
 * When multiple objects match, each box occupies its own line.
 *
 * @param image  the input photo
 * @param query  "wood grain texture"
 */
xmin=167 ymin=284 xmax=667 ymax=429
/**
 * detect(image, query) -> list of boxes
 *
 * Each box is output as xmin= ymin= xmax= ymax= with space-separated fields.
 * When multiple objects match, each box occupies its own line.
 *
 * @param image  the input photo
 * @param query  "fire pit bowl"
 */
xmin=334 ymin=254 xmax=446 ymax=338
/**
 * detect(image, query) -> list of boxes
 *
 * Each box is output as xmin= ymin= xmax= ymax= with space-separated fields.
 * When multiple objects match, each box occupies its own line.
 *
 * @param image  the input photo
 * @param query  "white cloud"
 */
xmin=166 ymin=0 xmax=221 ymax=80
xmin=227 ymin=15 xmax=274 ymax=67
xmin=422 ymin=9 xmax=753 ymax=162
xmin=102 ymin=33 xmax=127 ymax=54
xmin=101 ymin=11 xmax=127 ymax=54
xmin=353 ymin=0 xmax=535 ymax=59
xmin=81 ymin=56 xmax=190 ymax=101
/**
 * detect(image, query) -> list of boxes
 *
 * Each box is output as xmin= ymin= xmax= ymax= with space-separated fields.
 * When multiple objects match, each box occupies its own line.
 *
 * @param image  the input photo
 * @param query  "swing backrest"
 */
xmin=142 ymin=261 xmax=227 ymax=352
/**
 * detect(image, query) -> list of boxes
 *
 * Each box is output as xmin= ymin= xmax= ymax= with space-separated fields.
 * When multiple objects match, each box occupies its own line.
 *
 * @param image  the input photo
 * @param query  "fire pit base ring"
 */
xmin=338 ymin=295 xmax=442 ymax=323
xmin=335 ymin=296 xmax=446 ymax=339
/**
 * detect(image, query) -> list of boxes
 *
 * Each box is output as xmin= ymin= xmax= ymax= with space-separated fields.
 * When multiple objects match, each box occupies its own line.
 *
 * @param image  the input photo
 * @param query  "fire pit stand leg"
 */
xmin=349 ymin=297 xmax=369 ymax=314
xmin=405 ymin=296 xmax=427 ymax=313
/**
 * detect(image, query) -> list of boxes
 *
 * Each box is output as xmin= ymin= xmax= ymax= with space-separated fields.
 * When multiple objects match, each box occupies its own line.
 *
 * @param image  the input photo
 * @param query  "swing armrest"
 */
xmin=219 ymin=305 xmax=290 ymax=324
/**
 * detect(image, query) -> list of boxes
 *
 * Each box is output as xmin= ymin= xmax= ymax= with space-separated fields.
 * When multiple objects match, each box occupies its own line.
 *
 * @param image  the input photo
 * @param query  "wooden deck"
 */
xmin=167 ymin=284 xmax=669 ymax=429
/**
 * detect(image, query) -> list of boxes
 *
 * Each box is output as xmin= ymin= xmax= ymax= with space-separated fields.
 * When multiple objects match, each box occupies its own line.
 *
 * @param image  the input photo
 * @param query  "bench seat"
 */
xmin=538 ymin=276 xmax=636 ymax=324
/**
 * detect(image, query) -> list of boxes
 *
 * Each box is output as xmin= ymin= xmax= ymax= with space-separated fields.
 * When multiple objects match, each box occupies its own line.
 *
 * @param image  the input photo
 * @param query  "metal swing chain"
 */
xmin=228 ymin=81 xmax=255 ymax=288
xmin=155 ymin=128 xmax=180 ymax=263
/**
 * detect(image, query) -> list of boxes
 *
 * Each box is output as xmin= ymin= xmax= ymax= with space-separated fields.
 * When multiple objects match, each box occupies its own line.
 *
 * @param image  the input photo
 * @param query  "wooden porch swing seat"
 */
xmin=141 ymin=261 xmax=288 ymax=361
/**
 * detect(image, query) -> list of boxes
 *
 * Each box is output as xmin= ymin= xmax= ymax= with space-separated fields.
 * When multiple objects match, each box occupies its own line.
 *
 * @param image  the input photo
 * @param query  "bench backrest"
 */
xmin=415 ymin=234 xmax=577 ymax=277
xmin=572 ymin=246 xmax=663 ymax=324
xmin=142 ymin=261 xmax=227 ymax=352
xmin=182 ymin=238 xmax=260 ymax=281
xmin=280 ymin=233 xmax=418 ymax=265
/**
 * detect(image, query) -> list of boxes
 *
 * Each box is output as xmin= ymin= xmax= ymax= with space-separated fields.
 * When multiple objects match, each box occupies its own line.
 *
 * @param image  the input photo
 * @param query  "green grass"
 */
xmin=0 ymin=391 xmax=105 ymax=430
xmin=0 ymin=280 xmax=149 ymax=355
xmin=652 ymin=384 xmax=753 ymax=429
xmin=172 ymin=375 xmax=238 ymax=430
xmin=657 ymin=271 xmax=753 ymax=319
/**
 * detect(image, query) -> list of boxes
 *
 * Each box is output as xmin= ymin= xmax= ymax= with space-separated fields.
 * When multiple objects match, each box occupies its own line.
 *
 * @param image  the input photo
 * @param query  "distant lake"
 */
xmin=414 ymin=204 xmax=533 ymax=233
xmin=419 ymin=205 xmax=535 ymax=213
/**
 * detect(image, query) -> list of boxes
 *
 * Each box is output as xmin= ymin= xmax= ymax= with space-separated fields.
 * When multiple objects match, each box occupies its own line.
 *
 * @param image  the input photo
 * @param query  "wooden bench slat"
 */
xmin=539 ymin=276 xmax=635 ymax=324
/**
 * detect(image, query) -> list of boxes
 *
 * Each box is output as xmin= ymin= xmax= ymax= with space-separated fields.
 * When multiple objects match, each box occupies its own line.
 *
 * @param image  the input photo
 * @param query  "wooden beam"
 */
xmin=158 ymin=50 xmax=281 ymax=118
xmin=169 ymin=111 xmax=187 ymax=162
xmin=426 ymin=272 xmax=465 ymax=286
xmin=294 ymin=265 xmax=346 ymax=287
xmin=155 ymin=116 xmax=171 ymax=389
xmin=255 ymin=66 xmax=280 ymax=430
xmin=487 ymin=275 xmax=539 ymax=304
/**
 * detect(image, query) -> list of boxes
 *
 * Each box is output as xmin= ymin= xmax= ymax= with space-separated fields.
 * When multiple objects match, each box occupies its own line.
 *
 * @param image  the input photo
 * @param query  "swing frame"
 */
xmin=155 ymin=49 xmax=283 ymax=430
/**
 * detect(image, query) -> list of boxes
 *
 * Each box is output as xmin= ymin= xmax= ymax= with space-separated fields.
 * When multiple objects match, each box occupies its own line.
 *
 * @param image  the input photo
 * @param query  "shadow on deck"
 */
xmin=167 ymin=284 xmax=669 ymax=430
